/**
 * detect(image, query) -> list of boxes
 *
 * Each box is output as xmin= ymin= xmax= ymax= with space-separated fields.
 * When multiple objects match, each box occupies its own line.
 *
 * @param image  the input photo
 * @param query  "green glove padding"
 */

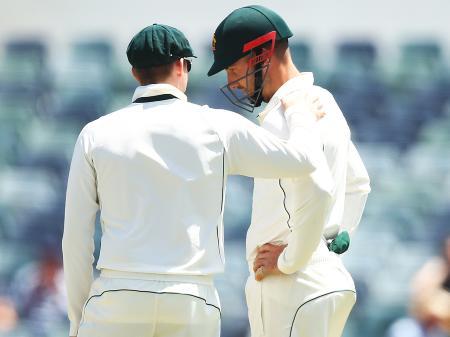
xmin=328 ymin=231 xmax=350 ymax=254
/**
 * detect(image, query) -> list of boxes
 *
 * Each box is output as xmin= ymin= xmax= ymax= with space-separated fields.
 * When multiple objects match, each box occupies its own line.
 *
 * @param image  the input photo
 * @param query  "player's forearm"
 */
xmin=346 ymin=142 xmax=371 ymax=196
xmin=277 ymin=177 xmax=333 ymax=274
xmin=343 ymin=142 xmax=370 ymax=234
xmin=62 ymin=200 xmax=97 ymax=336
xmin=225 ymin=117 xmax=321 ymax=179
xmin=322 ymin=167 xmax=346 ymax=239
xmin=62 ymin=232 xmax=95 ymax=336
xmin=341 ymin=192 xmax=368 ymax=234
xmin=63 ymin=131 xmax=98 ymax=335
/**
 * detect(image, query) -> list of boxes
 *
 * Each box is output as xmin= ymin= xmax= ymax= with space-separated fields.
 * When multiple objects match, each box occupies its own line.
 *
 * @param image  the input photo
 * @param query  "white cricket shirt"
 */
xmin=62 ymin=83 xmax=333 ymax=334
xmin=247 ymin=73 xmax=371 ymax=274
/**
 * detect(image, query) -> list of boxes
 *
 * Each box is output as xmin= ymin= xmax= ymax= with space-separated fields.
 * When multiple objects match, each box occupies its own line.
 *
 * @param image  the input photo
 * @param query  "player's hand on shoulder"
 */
xmin=281 ymin=91 xmax=326 ymax=121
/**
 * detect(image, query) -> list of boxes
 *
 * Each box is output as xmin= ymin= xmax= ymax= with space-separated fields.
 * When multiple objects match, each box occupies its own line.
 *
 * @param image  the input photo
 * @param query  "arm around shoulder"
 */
xmin=204 ymin=107 xmax=320 ymax=179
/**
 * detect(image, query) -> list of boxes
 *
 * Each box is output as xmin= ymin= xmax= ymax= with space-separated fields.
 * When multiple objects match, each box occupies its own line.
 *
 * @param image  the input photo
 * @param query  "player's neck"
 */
xmin=276 ymin=58 xmax=301 ymax=87
xmin=264 ymin=59 xmax=301 ymax=100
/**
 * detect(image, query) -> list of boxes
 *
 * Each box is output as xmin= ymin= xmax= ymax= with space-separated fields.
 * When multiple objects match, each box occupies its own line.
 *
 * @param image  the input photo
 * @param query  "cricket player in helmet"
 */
xmin=208 ymin=5 xmax=293 ymax=112
xmin=208 ymin=5 xmax=371 ymax=337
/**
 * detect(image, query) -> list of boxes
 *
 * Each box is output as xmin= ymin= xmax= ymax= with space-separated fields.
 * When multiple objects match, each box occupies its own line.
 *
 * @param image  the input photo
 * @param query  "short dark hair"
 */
xmin=133 ymin=62 xmax=175 ymax=85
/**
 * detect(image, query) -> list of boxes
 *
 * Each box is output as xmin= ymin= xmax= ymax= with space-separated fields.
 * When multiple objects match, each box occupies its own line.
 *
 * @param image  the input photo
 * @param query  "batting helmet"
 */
xmin=208 ymin=5 xmax=293 ymax=112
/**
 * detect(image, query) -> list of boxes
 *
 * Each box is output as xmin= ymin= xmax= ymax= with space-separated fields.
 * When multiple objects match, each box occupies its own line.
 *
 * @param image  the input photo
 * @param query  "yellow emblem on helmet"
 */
xmin=212 ymin=34 xmax=217 ymax=51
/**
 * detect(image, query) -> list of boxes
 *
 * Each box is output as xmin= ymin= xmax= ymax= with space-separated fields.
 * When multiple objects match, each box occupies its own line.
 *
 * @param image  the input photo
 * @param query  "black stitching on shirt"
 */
xmin=279 ymin=179 xmax=291 ymax=230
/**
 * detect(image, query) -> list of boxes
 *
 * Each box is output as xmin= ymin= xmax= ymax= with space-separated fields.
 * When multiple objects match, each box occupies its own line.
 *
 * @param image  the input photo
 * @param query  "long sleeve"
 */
xmin=62 ymin=128 xmax=99 ymax=336
xmin=205 ymin=97 xmax=325 ymax=180
xmin=277 ymin=168 xmax=333 ymax=274
xmin=321 ymin=127 xmax=350 ymax=239
xmin=276 ymin=109 xmax=334 ymax=273
xmin=341 ymin=141 xmax=371 ymax=234
xmin=271 ymin=89 xmax=341 ymax=273
xmin=273 ymin=93 xmax=334 ymax=274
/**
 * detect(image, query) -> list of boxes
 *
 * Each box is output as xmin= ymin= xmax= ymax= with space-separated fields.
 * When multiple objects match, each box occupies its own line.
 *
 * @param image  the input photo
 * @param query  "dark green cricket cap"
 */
xmin=207 ymin=5 xmax=293 ymax=76
xmin=127 ymin=24 xmax=196 ymax=68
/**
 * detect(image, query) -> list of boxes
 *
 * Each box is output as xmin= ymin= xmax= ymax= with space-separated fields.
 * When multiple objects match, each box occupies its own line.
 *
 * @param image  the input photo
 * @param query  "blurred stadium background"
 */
xmin=0 ymin=1 xmax=449 ymax=336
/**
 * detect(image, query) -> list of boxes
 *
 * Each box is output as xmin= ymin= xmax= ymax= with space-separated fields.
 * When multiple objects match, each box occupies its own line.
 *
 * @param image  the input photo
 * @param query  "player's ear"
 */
xmin=175 ymin=59 xmax=184 ymax=76
xmin=259 ymin=46 xmax=272 ymax=66
xmin=131 ymin=67 xmax=140 ymax=84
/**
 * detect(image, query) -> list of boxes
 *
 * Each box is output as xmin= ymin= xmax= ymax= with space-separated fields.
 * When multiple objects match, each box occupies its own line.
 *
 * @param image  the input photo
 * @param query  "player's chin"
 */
xmin=257 ymin=90 xmax=271 ymax=103
xmin=261 ymin=94 xmax=270 ymax=103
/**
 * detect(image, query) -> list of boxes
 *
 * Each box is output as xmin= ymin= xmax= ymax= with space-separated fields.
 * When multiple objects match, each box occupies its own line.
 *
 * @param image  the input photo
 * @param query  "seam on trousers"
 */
xmin=288 ymin=289 xmax=356 ymax=337
xmin=260 ymin=280 xmax=264 ymax=335
xmin=151 ymin=290 xmax=158 ymax=336
xmin=78 ymin=289 xmax=222 ymax=335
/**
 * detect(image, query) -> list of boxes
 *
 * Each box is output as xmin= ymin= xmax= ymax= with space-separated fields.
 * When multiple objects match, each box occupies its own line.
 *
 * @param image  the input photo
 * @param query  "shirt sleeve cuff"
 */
xmin=277 ymin=248 xmax=296 ymax=275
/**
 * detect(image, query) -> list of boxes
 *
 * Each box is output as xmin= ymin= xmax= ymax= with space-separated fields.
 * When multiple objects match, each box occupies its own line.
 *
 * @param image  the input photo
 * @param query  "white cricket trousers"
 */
xmin=77 ymin=269 xmax=221 ymax=337
xmin=246 ymin=254 xmax=356 ymax=337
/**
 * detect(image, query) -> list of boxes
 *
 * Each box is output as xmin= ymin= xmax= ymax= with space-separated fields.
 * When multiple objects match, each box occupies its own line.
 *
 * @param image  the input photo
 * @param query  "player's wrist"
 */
xmin=276 ymin=249 xmax=294 ymax=275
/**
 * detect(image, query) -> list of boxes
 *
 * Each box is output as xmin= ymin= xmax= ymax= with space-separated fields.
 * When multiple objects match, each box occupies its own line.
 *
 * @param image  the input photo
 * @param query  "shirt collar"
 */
xmin=132 ymin=83 xmax=188 ymax=103
xmin=258 ymin=72 xmax=314 ymax=123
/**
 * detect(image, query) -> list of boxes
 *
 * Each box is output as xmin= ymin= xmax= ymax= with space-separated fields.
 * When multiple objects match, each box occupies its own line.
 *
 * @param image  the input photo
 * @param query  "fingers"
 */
xmin=255 ymin=265 xmax=281 ymax=281
xmin=253 ymin=254 xmax=281 ymax=272
xmin=253 ymin=257 xmax=266 ymax=272
xmin=280 ymin=91 xmax=307 ymax=111
xmin=256 ymin=246 xmax=271 ymax=254
xmin=312 ymin=97 xmax=324 ymax=112
xmin=311 ymin=96 xmax=322 ymax=107
xmin=257 ymin=243 xmax=285 ymax=253
xmin=255 ymin=266 xmax=265 ymax=281
xmin=311 ymin=96 xmax=326 ymax=120
xmin=281 ymin=91 xmax=327 ymax=121
xmin=314 ymin=110 xmax=326 ymax=119
xmin=254 ymin=242 xmax=287 ymax=273
xmin=257 ymin=244 xmax=287 ymax=256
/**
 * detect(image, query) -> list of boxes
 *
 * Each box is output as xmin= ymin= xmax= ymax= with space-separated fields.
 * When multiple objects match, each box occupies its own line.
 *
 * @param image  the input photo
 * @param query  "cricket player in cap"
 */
xmin=208 ymin=5 xmax=371 ymax=337
xmin=62 ymin=23 xmax=334 ymax=337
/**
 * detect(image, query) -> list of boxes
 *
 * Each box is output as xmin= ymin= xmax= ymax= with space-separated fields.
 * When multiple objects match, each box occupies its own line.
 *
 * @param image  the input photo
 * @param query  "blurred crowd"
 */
xmin=0 ymin=37 xmax=449 ymax=337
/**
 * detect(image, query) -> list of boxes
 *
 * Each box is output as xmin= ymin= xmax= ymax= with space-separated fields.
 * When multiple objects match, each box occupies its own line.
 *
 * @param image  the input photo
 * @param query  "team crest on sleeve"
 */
xmin=212 ymin=34 xmax=217 ymax=51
